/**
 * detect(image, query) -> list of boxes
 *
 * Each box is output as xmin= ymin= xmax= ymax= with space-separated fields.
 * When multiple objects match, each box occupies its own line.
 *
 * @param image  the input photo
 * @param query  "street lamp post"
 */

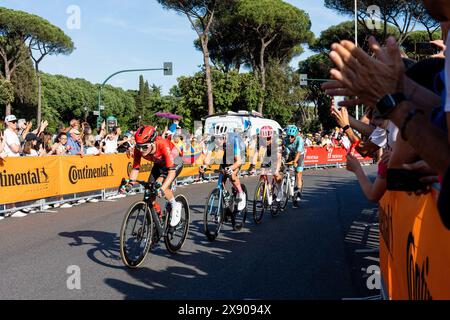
xmin=97 ymin=62 xmax=173 ymax=127
xmin=354 ymin=0 xmax=359 ymax=120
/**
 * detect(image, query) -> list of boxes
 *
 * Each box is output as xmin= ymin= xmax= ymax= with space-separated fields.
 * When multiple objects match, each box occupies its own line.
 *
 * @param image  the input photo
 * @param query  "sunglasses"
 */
xmin=136 ymin=144 xmax=152 ymax=152
xmin=288 ymin=135 xmax=296 ymax=139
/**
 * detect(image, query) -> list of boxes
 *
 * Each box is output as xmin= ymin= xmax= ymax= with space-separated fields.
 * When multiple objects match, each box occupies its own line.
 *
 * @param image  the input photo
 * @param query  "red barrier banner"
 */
xmin=304 ymin=147 xmax=370 ymax=166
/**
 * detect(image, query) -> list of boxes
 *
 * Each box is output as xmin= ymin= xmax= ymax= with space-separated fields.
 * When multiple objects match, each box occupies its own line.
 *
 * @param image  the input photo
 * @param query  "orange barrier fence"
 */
xmin=0 ymin=147 xmax=369 ymax=205
xmin=0 ymin=154 xmax=250 ymax=205
xmin=379 ymin=189 xmax=450 ymax=299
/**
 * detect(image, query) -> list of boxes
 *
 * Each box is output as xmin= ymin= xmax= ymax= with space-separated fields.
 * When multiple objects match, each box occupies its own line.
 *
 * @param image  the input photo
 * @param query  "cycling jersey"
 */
xmin=283 ymin=136 xmax=305 ymax=157
xmin=206 ymin=133 xmax=245 ymax=167
xmin=133 ymin=136 xmax=181 ymax=170
xmin=283 ymin=136 xmax=305 ymax=173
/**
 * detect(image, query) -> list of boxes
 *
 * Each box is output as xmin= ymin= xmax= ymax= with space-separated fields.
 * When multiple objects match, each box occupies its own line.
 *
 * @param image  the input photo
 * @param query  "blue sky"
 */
xmin=1 ymin=0 xmax=348 ymax=94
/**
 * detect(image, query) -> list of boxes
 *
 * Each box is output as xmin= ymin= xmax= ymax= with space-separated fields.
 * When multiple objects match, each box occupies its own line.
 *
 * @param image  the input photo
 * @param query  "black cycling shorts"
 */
xmin=148 ymin=163 xmax=183 ymax=184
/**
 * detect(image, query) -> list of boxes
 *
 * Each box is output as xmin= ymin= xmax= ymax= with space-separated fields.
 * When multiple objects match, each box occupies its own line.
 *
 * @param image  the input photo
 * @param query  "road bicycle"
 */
xmin=278 ymin=162 xmax=303 ymax=210
xmin=203 ymin=168 xmax=248 ymax=241
xmin=253 ymin=166 xmax=281 ymax=223
xmin=118 ymin=178 xmax=190 ymax=268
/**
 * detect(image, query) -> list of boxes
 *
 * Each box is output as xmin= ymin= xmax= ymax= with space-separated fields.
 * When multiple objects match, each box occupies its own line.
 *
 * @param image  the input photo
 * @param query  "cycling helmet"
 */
xmin=286 ymin=125 xmax=299 ymax=137
xmin=135 ymin=126 xmax=157 ymax=144
xmin=260 ymin=125 xmax=273 ymax=138
xmin=213 ymin=123 xmax=228 ymax=137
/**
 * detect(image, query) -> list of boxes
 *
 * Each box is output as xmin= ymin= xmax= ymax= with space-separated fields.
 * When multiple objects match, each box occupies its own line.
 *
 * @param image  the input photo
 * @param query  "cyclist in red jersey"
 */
xmin=126 ymin=126 xmax=183 ymax=226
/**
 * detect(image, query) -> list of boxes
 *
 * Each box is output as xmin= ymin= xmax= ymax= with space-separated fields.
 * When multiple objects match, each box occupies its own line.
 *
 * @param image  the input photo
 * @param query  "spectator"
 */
xmin=173 ymin=134 xmax=185 ymax=156
xmin=3 ymin=115 xmax=21 ymax=157
xmin=305 ymin=134 xmax=313 ymax=147
xmin=320 ymin=134 xmax=334 ymax=148
xmin=66 ymin=128 xmax=83 ymax=155
xmin=0 ymin=130 xmax=6 ymax=159
xmin=48 ymin=132 xmax=69 ymax=155
xmin=103 ymin=126 xmax=120 ymax=154
xmin=84 ymin=135 xmax=100 ymax=155
xmin=117 ymin=131 xmax=134 ymax=153
xmin=17 ymin=119 xmax=32 ymax=143
xmin=22 ymin=133 xmax=40 ymax=157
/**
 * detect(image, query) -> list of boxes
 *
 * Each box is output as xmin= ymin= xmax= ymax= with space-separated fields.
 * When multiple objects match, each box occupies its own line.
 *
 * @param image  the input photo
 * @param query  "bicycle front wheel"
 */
xmin=165 ymin=195 xmax=190 ymax=253
xmin=253 ymin=180 xmax=266 ymax=224
xmin=280 ymin=176 xmax=289 ymax=211
xmin=270 ymin=181 xmax=281 ymax=217
xmin=119 ymin=201 xmax=153 ymax=268
xmin=203 ymin=188 xmax=224 ymax=241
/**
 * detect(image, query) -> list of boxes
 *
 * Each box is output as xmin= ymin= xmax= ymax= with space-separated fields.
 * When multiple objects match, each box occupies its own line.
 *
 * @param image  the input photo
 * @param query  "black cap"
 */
xmin=25 ymin=133 xmax=38 ymax=141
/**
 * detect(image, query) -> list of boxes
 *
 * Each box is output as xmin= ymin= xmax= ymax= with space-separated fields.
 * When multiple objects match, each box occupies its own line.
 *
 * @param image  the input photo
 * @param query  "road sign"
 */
xmin=93 ymin=111 xmax=100 ymax=116
xmin=164 ymin=62 xmax=173 ymax=76
xmin=99 ymin=105 xmax=105 ymax=110
xmin=300 ymin=74 xmax=308 ymax=86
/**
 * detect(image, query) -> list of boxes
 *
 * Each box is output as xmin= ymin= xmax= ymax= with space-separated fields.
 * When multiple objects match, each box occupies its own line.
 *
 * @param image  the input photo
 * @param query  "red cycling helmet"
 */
xmin=135 ymin=126 xmax=157 ymax=144
xmin=260 ymin=125 xmax=273 ymax=138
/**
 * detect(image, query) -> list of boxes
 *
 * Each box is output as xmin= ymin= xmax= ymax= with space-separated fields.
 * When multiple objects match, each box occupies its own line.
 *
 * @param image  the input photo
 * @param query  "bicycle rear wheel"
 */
xmin=164 ymin=195 xmax=190 ymax=253
xmin=232 ymin=184 xmax=248 ymax=231
xmin=252 ymin=180 xmax=266 ymax=224
xmin=270 ymin=181 xmax=281 ymax=217
xmin=119 ymin=201 xmax=153 ymax=268
xmin=203 ymin=188 xmax=224 ymax=241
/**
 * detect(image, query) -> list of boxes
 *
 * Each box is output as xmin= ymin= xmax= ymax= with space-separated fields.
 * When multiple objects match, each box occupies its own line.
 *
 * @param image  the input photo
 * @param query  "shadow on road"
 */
xmin=57 ymin=168 xmax=379 ymax=299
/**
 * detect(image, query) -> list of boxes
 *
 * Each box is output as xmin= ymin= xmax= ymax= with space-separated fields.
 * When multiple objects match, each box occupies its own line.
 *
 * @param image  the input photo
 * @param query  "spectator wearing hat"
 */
xmin=3 ymin=115 xmax=21 ymax=157
xmin=22 ymin=133 xmax=41 ymax=157
xmin=66 ymin=128 xmax=83 ymax=155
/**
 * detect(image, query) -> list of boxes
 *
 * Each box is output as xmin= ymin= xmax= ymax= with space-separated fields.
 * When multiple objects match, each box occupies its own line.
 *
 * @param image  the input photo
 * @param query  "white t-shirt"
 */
xmin=3 ymin=128 xmax=21 ymax=157
xmin=103 ymin=137 xmax=118 ymax=154
xmin=85 ymin=146 xmax=100 ymax=155
xmin=26 ymin=149 xmax=39 ymax=157
xmin=445 ymin=32 xmax=450 ymax=112
xmin=369 ymin=121 xmax=398 ymax=150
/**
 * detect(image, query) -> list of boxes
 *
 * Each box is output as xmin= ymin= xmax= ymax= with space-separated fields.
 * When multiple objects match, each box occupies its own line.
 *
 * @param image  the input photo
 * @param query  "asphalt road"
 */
xmin=0 ymin=166 xmax=379 ymax=300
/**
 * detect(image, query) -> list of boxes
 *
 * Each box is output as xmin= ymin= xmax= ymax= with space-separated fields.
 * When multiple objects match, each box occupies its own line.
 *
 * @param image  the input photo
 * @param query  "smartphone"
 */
xmin=386 ymin=168 xmax=428 ymax=192
xmin=415 ymin=42 xmax=439 ymax=56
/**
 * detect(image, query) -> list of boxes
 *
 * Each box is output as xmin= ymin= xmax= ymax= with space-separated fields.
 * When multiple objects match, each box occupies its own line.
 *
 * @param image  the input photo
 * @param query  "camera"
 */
xmin=415 ymin=42 xmax=439 ymax=56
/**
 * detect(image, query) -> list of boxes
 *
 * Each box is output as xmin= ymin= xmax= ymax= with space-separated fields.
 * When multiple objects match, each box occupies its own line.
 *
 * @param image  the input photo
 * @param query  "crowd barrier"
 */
xmin=0 ymin=147 xmax=371 ymax=213
xmin=379 ymin=189 xmax=450 ymax=299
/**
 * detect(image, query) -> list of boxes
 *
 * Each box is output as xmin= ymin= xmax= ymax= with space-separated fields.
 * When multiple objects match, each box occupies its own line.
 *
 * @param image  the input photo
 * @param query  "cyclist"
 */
xmin=199 ymin=124 xmax=247 ymax=211
xmin=250 ymin=125 xmax=284 ymax=204
xmin=125 ymin=126 xmax=183 ymax=227
xmin=283 ymin=125 xmax=305 ymax=208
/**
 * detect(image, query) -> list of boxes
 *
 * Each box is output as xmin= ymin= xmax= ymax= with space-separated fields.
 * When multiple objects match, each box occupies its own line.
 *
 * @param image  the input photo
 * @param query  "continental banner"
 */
xmin=379 ymin=190 xmax=450 ymax=299
xmin=0 ymin=156 xmax=60 ymax=204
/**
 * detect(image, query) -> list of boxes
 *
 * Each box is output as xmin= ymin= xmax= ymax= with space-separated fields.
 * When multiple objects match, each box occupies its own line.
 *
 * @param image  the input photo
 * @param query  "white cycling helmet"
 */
xmin=213 ymin=123 xmax=228 ymax=137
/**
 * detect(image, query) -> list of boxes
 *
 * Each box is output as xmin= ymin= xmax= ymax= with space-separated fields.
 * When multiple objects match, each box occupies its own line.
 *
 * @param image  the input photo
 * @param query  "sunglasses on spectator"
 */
xmin=136 ymin=144 xmax=152 ymax=152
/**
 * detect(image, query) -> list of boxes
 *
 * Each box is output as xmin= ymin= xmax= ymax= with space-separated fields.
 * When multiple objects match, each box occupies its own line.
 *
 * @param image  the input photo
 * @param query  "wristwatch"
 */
xmin=376 ymin=93 xmax=407 ymax=119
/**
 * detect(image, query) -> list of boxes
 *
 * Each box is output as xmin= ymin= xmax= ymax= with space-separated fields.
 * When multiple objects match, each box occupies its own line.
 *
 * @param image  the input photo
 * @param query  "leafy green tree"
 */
xmin=324 ymin=0 xmax=438 ymax=45
xmin=28 ymin=16 xmax=74 ymax=124
xmin=298 ymin=54 xmax=337 ymax=131
xmin=0 ymin=7 xmax=73 ymax=116
xmin=310 ymin=20 xmax=399 ymax=53
xmin=230 ymin=0 xmax=313 ymax=114
xmin=0 ymin=77 xmax=14 ymax=107
xmin=157 ymin=0 xmax=225 ymax=115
